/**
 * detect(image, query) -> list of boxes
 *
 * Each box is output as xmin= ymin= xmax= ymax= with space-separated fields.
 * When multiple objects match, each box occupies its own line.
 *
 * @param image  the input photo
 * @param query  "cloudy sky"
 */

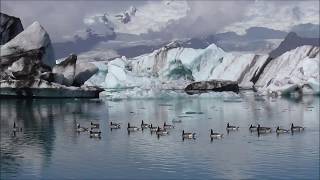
xmin=1 ymin=0 xmax=319 ymax=42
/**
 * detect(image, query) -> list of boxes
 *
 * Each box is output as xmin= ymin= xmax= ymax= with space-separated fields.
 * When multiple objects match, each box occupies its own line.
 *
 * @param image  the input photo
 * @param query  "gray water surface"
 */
xmin=1 ymin=94 xmax=319 ymax=179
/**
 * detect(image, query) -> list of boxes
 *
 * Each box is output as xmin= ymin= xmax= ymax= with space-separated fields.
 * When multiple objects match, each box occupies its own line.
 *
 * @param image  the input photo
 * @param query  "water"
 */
xmin=1 ymin=94 xmax=319 ymax=179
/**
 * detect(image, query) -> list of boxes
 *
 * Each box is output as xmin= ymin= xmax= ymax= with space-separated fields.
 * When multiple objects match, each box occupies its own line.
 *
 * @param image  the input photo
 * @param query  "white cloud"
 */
xmin=1 ymin=1 xmax=143 ymax=42
xmin=169 ymin=1 xmax=251 ymax=37
xmin=84 ymin=0 xmax=190 ymax=35
xmin=223 ymin=1 xmax=320 ymax=34
xmin=1 ymin=0 xmax=319 ymax=42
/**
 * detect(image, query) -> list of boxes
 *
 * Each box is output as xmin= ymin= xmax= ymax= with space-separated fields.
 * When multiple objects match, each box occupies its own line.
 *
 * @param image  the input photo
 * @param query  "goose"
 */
xmin=127 ymin=123 xmax=140 ymax=131
xmin=76 ymin=123 xmax=88 ymax=132
xmin=13 ymin=122 xmax=22 ymax=132
xmin=149 ymin=124 xmax=158 ymax=132
xmin=210 ymin=129 xmax=223 ymax=139
xmin=291 ymin=123 xmax=304 ymax=132
xmin=91 ymin=122 xmax=100 ymax=129
xmin=163 ymin=122 xmax=174 ymax=129
xmin=182 ymin=130 xmax=196 ymax=139
xmin=226 ymin=123 xmax=239 ymax=130
xmin=257 ymin=124 xmax=272 ymax=133
xmin=141 ymin=120 xmax=150 ymax=129
xmin=276 ymin=126 xmax=289 ymax=134
xmin=172 ymin=119 xmax=182 ymax=123
xmin=249 ymin=124 xmax=258 ymax=131
xmin=156 ymin=127 xmax=168 ymax=136
xmin=89 ymin=130 xmax=101 ymax=138
xmin=109 ymin=122 xmax=121 ymax=129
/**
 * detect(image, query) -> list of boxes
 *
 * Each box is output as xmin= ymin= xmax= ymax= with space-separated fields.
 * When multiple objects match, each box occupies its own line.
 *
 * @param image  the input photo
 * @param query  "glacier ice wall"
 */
xmin=86 ymin=42 xmax=269 ymax=90
xmin=84 ymin=41 xmax=319 ymax=97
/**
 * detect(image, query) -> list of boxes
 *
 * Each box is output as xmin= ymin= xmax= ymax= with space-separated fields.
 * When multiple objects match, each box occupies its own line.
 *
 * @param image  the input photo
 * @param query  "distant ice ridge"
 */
xmin=56 ymin=48 xmax=119 ymax=64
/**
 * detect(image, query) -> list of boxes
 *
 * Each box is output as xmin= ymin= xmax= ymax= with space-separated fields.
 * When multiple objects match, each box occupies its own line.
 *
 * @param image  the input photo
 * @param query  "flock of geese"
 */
xmin=75 ymin=120 xmax=305 ymax=140
xmin=10 ymin=120 xmax=305 ymax=140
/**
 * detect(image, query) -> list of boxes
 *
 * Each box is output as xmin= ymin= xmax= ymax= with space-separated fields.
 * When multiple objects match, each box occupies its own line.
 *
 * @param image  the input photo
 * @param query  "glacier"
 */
xmin=84 ymin=41 xmax=319 ymax=99
xmin=84 ymin=41 xmax=268 ymax=98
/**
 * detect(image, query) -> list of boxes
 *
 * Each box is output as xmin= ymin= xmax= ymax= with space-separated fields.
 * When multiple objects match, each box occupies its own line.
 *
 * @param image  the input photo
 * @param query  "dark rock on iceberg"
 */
xmin=0 ymin=48 xmax=51 ymax=81
xmin=0 ymin=13 xmax=23 ymax=45
xmin=185 ymin=80 xmax=239 ymax=95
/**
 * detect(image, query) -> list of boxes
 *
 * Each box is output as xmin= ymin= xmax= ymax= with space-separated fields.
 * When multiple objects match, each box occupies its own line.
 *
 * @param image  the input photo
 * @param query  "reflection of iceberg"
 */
xmin=0 ymin=99 xmax=107 ymax=178
xmin=0 ymin=100 xmax=57 ymax=177
xmin=106 ymin=96 xmax=319 ymax=179
xmin=1 ymin=95 xmax=318 ymax=179
xmin=99 ymin=88 xmax=239 ymax=101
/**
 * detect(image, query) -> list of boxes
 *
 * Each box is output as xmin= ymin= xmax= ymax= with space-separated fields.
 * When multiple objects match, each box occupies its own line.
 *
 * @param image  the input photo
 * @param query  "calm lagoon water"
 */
xmin=1 ymin=93 xmax=319 ymax=179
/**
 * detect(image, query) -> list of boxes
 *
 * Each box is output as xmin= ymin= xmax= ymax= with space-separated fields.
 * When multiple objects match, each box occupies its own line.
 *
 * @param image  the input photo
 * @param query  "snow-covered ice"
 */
xmin=0 ymin=21 xmax=55 ymax=67
xmin=83 ymin=41 xmax=319 ymax=99
xmin=86 ymin=42 xmax=269 ymax=90
xmin=256 ymin=45 xmax=319 ymax=95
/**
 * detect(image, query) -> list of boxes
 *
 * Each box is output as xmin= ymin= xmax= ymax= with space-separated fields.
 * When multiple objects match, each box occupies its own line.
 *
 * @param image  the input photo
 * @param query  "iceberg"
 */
xmin=256 ymin=45 xmax=319 ymax=95
xmin=53 ymin=54 xmax=98 ymax=87
xmin=0 ymin=21 xmax=102 ymax=98
xmin=0 ymin=21 xmax=55 ymax=67
xmin=86 ymin=41 xmax=269 ymax=91
xmin=84 ymin=41 xmax=319 ymax=99
xmin=0 ymin=79 xmax=101 ymax=98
